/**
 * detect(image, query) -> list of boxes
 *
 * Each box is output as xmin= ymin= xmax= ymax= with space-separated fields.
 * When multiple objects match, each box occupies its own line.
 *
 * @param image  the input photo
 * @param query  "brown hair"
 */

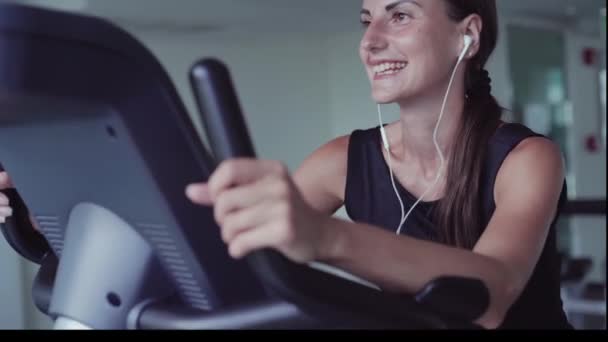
xmin=435 ymin=0 xmax=503 ymax=249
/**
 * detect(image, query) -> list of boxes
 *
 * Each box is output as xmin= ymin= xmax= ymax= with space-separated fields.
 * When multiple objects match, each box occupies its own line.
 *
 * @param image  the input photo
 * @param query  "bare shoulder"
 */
xmin=293 ymin=134 xmax=351 ymax=214
xmin=474 ymin=137 xmax=568 ymax=327
xmin=494 ymin=136 xmax=565 ymax=208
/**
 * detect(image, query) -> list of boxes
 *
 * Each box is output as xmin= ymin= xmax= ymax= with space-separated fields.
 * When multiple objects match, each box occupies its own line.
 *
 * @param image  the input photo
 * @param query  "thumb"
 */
xmin=186 ymin=183 xmax=213 ymax=206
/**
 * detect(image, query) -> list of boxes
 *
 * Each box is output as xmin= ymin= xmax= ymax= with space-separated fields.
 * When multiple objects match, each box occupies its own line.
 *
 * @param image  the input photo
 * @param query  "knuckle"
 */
xmin=280 ymin=226 xmax=296 ymax=246
xmin=211 ymin=160 xmax=238 ymax=188
xmin=214 ymin=210 xmax=222 ymax=226
xmin=221 ymin=161 xmax=238 ymax=181
xmin=215 ymin=191 xmax=233 ymax=217
xmin=221 ymin=216 xmax=235 ymax=242
xmin=222 ymin=214 xmax=234 ymax=231
xmin=280 ymin=202 xmax=293 ymax=221
xmin=275 ymin=219 xmax=295 ymax=246
xmin=214 ymin=197 xmax=226 ymax=224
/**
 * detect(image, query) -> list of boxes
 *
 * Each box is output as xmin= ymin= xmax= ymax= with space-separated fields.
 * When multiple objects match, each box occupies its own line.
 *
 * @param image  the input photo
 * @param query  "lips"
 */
xmin=369 ymin=61 xmax=407 ymax=79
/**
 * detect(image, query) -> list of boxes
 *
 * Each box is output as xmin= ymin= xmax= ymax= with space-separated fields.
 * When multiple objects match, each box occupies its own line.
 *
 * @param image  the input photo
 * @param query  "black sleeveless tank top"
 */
xmin=344 ymin=122 xmax=573 ymax=329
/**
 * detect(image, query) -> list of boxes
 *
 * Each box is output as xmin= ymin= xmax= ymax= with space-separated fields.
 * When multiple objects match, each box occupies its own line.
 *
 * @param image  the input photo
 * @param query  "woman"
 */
xmin=1 ymin=0 xmax=571 ymax=330
xmin=184 ymin=0 xmax=572 ymax=329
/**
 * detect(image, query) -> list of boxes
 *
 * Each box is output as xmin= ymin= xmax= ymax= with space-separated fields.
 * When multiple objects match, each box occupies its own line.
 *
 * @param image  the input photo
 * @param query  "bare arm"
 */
xmin=315 ymin=137 xmax=566 ymax=329
xmin=292 ymin=135 xmax=350 ymax=216
xmin=185 ymin=133 xmax=565 ymax=329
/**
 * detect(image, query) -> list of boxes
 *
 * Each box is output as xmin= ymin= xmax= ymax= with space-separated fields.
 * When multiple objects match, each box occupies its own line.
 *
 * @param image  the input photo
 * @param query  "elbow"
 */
xmin=477 ymin=307 xmax=507 ymax=330
xmin=477 ymin=266 xmax=523 ymax=329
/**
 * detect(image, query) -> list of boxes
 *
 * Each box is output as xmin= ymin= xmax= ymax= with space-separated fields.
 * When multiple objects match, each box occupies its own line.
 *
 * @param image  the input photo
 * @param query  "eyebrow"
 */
xmin=360 ymin=0 xmax=422 ymax=16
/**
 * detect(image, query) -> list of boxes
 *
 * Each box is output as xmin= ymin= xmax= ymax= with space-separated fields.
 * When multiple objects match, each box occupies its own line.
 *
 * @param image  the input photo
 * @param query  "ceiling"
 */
xmin=6 ymin=0 xmax=606 ymax=35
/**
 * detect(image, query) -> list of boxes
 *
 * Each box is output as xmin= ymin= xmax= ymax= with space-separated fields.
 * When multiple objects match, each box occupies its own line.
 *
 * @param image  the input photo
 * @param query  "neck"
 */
xmin=390 ymin=83 xmax=466 ymax=179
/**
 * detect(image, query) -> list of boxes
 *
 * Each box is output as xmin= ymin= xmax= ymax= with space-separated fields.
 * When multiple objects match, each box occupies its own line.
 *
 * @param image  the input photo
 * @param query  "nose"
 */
xmin=361 ymin=23 xmax=387 ymax=53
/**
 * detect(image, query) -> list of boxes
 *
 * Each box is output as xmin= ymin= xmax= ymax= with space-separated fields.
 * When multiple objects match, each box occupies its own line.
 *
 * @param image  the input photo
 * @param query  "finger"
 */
xmin=0 ymin=206 xmax=13 ymax=218
xmin=208 ymin=159 xmax=287 ymax=201
xmin=186 ymin=183 xmax=212 ymax=206
xmin=227 ymin=221 xmax=283 ymax=259
xmin=221 ymin=199 xmax=278 ymax=244
xmin=214 ymin=176 xmax=287 ymax=225
xmin=0 ymin=192 xmax=9 ymax=206
xmin=0 ymin=172 xmax=14 ymax=189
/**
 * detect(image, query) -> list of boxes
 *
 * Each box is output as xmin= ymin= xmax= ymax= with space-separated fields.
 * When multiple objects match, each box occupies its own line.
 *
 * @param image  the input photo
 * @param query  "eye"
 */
xmin=360 ymin=17 xmax=371 ymax=28
xmin=392 ymin=12 xmax=411 ymax=23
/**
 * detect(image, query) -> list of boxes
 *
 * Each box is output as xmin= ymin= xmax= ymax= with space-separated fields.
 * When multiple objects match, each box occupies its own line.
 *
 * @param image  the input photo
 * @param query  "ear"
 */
xmin=459 ymin=14 xmax=483 ymax=60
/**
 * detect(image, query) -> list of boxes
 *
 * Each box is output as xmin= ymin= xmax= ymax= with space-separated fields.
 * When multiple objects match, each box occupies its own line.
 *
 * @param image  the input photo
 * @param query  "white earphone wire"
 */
xmin=378 ymin=38 xmax=470 ymax=235
xmin=378 ymin=105 xmax=406 ymax=233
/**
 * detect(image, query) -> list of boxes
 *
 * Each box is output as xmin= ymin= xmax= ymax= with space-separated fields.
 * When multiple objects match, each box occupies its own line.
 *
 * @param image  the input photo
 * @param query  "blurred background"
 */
xmin=0 ymin=0 xmax=605 ymax=330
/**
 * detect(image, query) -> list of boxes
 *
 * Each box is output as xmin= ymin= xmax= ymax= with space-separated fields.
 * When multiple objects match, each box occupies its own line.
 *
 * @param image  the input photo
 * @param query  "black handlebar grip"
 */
xmin=188 ymin=58 xmax=289 ymax=283
xmin=0 ymin=188 xmax=51 ymax=264
xmin=189 ymin=58 xmax=257 ymax=162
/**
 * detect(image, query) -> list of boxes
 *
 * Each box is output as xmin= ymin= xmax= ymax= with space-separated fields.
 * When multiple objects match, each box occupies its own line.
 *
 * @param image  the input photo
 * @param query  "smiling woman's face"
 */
xmin=359 ymin=0 xmax=463 ymax=105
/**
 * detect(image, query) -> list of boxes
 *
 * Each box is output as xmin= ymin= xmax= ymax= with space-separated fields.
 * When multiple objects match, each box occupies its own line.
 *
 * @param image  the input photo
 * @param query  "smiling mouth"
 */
xmin=372 ymin=62 xmax=407 ymax=78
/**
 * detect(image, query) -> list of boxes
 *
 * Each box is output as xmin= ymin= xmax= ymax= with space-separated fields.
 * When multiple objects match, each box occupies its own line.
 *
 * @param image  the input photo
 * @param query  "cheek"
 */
xmin=425 ymin=27 xmax=460 ymax=64
xmin=404 ymin=33 xmax=455 ymax=80
xmin=399 ymin=27 xmax=444 ymax=60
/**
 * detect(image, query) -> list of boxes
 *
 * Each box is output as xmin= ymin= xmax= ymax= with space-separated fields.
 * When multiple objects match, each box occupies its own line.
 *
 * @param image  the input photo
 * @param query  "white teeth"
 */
xmin=377 ymin=69 xmax=401 ymax=76
xmin=372 ymin=62 xmax=406 ymax=75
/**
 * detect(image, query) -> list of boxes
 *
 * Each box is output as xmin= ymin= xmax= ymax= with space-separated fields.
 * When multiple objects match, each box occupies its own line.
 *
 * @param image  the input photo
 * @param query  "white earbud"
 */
xmin=458 ymin=34 xmax=473 ymax=63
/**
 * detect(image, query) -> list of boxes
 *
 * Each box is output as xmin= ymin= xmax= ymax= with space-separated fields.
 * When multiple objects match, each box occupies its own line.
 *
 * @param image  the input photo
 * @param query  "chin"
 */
xmin=372 ymin=85 xmax=419 ymax=106
xmin=371 ymin=90 xmax=402 ymax=105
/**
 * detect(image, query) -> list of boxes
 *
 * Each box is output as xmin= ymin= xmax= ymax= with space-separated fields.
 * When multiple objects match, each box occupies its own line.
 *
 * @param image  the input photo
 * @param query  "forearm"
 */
xmin=317 ymin=216 xmax=514 ymax=328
